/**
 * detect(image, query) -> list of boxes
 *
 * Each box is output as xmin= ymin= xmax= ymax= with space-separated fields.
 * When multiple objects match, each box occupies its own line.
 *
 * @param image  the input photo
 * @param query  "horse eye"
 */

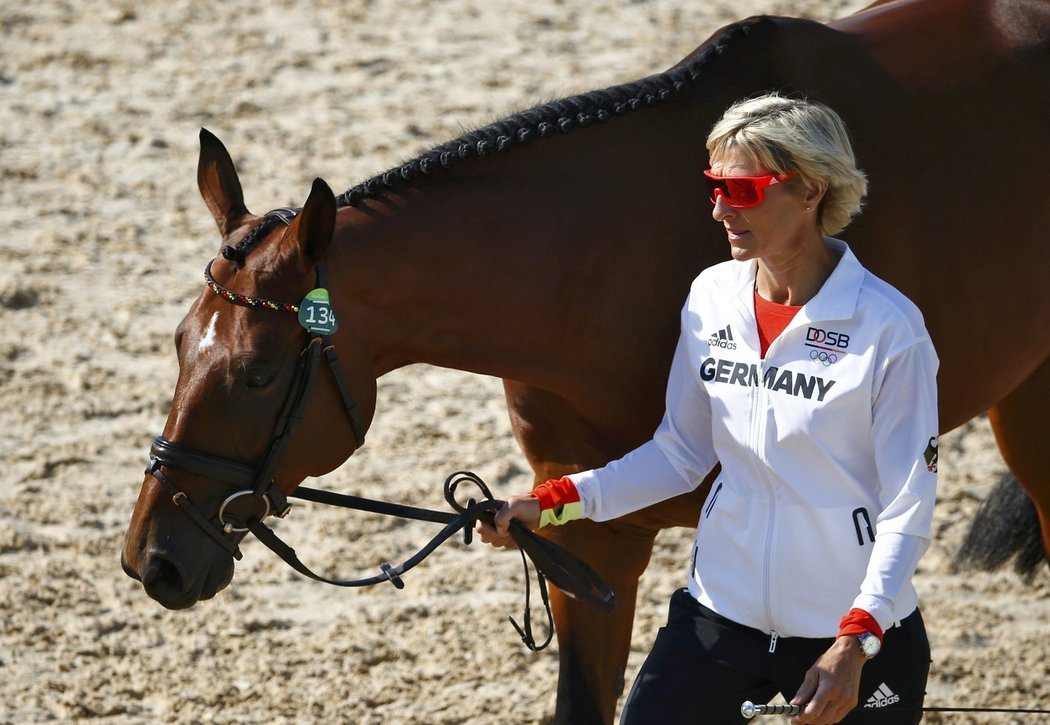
xmin=245 ymin=370 xmax=277 ymax=389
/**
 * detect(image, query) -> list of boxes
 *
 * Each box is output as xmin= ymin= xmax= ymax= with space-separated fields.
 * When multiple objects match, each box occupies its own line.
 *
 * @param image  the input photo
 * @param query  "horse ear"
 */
xmin=288 ymin=178 xmax=336 ymax=265
xmin=197 ymin=128 xmax=251 ymax=241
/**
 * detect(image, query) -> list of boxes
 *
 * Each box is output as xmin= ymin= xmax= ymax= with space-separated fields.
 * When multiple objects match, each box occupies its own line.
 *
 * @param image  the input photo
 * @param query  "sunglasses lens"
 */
xmin=705 ymin=177 xmax=728 ymax=204
xmin=725 ymin=179 xmax=760 ymax=207
xmin=704 ymin=174 xmax=761 ymax=208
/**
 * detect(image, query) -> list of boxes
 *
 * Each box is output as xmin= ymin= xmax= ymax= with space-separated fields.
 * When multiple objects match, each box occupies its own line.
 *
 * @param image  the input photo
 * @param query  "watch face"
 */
xmin=859 ymin=634 xmax=881 ymax=657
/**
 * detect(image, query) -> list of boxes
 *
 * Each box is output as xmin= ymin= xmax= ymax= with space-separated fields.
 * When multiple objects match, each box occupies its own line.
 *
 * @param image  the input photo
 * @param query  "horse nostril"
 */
xmin=141 ymin=554 xmax=188 ymax=606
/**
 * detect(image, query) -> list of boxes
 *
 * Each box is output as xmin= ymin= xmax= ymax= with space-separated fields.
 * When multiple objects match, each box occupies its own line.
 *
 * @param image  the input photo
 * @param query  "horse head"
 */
xmin=121 ymin=130 xmax=377 ymax=609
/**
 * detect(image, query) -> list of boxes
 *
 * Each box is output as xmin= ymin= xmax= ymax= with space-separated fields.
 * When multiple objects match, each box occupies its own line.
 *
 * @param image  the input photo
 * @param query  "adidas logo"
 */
xmin=864 ymin=683 xmax=901 ymax=709
xmin=708 ymin=324 xmax=738 ymax=350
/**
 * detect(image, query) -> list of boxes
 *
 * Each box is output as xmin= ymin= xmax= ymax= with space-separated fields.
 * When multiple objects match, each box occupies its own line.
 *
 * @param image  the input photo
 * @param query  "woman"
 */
xmin=479 ymin=93 xmax=938 ymax=724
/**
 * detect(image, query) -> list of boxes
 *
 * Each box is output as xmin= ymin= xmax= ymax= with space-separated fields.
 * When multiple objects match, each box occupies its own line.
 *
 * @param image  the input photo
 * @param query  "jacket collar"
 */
xmin=717 ymin=237 xmax=865 ymax=326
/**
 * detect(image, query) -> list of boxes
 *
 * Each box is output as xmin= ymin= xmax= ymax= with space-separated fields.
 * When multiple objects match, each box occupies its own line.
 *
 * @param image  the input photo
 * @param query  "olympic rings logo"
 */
xmin=810 ymin=349 xmax=838 ymax=366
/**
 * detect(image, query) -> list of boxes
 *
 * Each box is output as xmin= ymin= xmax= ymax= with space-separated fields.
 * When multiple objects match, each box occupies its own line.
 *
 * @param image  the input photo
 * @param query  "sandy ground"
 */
xmin=2 ymin=0 xmax=1047 ymax=723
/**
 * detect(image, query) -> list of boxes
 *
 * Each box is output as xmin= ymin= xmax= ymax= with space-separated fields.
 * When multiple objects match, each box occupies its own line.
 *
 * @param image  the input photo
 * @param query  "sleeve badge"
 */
xmin=923 ymin=436 xmax=939 ymax=473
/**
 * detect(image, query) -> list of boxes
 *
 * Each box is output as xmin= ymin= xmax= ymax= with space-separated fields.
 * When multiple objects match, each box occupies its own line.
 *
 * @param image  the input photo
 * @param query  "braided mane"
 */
xmin=334 ymin=17 xmax=768 ymax=208
xmin=220 ymin=207 xmax=300 ymax=263
xmin=223 ymin=16 xmax=769 ymax=262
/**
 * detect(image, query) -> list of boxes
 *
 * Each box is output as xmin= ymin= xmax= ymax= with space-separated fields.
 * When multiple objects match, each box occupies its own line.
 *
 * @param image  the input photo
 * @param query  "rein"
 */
xmin=147 ymin=212 xmax=615 ymax=651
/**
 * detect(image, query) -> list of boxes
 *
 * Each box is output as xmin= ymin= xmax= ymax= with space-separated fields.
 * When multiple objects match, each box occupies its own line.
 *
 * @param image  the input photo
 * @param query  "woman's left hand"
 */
xmin=789 ymin=636 xmax=867 ymax=724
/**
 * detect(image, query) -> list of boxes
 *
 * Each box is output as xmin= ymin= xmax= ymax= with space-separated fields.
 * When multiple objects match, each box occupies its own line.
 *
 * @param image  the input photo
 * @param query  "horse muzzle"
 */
xmin=126 ymin=545 xmax=233 ymax=610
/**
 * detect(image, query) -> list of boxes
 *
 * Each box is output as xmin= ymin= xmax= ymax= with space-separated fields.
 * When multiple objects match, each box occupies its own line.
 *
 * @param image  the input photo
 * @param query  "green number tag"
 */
xmin=298 ymin=289 xmax=338 ymax=334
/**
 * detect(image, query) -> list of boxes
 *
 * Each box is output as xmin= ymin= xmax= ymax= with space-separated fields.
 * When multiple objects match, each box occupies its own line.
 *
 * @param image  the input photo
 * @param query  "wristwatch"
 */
xmin=855 ymin=632 xmax=881 ymax=659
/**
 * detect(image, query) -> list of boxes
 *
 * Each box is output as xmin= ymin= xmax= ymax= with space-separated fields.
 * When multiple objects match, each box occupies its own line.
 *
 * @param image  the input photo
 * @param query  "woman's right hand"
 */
xmin=475 ymin=494 xmax=542 ymax=549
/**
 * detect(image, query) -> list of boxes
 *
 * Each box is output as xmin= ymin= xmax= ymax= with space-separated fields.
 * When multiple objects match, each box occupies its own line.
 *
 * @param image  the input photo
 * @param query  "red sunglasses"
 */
xmin=703 ymin=170 xmax=797 ymax=208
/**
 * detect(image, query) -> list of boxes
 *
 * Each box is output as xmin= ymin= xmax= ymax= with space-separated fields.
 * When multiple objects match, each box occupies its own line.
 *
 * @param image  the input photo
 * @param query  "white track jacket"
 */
xmin=572 ymin=239 xmax=939 ymax=638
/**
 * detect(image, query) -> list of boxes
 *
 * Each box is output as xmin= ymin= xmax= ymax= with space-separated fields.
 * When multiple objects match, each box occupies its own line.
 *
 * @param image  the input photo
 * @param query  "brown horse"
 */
xmin=122 ymin=0 xmax=1050 ymax=721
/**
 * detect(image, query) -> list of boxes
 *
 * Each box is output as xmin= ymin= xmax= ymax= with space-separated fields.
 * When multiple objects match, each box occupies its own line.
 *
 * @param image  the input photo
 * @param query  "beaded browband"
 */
xmin=203 ymin=207 xmax=303 ymax=313
xmin=203 ymin=259 xmax=300 ymax=313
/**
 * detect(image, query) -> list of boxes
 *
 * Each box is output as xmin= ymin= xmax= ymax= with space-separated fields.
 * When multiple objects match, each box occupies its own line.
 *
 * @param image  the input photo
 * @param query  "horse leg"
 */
xmin=983 ymin=357 xmax=1050 ymax=574
xmin=539 ymin=482 xmax=718 ymax=724
xmin=536 ymin=519 xmax=655 ymax=724
xmin=502 ymin=381 xmax=717 ymax=722
xmin=502 ymin=382 xmax=661 ymax=724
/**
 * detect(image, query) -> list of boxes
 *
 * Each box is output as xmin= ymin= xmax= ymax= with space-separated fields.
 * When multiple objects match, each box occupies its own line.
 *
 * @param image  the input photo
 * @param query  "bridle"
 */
xmin=148 ymin=234 xmax=366 ymax=562
xmin=145 ymin=211 xmax=615 ymax=649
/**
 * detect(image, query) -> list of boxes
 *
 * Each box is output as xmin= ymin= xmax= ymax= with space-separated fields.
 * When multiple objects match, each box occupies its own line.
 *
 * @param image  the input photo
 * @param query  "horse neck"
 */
xmin=327 ymin=40 xmax=778 ymax=394
xmin=332 ymin=171 xmax=598 ymax=387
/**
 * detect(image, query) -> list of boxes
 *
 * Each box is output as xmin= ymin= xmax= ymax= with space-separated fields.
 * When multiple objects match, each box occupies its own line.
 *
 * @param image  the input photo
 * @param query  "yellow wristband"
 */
xmin=537 ymin=501 xmax=583 ymax=528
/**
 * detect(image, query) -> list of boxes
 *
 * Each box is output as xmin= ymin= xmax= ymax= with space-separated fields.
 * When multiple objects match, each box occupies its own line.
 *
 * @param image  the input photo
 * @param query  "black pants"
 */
xmin=620 ymin=589 xmax=930 ymax=724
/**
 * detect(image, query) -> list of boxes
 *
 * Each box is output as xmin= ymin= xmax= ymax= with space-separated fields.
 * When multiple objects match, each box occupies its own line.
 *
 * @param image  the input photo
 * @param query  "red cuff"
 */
xmin=837 ymin=608 xmax=884 ymax=643
xmin=530 ymin=476 xmax=580 ymax=511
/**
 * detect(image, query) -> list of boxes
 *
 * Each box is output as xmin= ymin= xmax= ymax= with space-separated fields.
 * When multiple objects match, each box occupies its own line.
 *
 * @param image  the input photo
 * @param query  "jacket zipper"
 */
xmin=751 ymin=355 xmax=780 ymax=641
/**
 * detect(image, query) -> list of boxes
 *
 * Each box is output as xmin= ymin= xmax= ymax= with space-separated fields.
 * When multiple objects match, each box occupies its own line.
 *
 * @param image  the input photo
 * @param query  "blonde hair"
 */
xmin=706 ymin=93 xmax=868 ymax=236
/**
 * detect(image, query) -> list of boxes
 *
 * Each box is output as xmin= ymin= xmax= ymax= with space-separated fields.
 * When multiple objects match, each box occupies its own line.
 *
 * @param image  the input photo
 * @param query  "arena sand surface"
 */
xmin=1 ymin=0 xmax=1047 ymax=722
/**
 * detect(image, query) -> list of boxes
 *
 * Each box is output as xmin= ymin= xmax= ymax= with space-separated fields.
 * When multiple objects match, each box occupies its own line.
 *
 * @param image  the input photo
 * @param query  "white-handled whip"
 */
xmin=741 ymin=700 xmax=1050 ymax=718
xmin=741 ymin=701 xmax=802 ymax=719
